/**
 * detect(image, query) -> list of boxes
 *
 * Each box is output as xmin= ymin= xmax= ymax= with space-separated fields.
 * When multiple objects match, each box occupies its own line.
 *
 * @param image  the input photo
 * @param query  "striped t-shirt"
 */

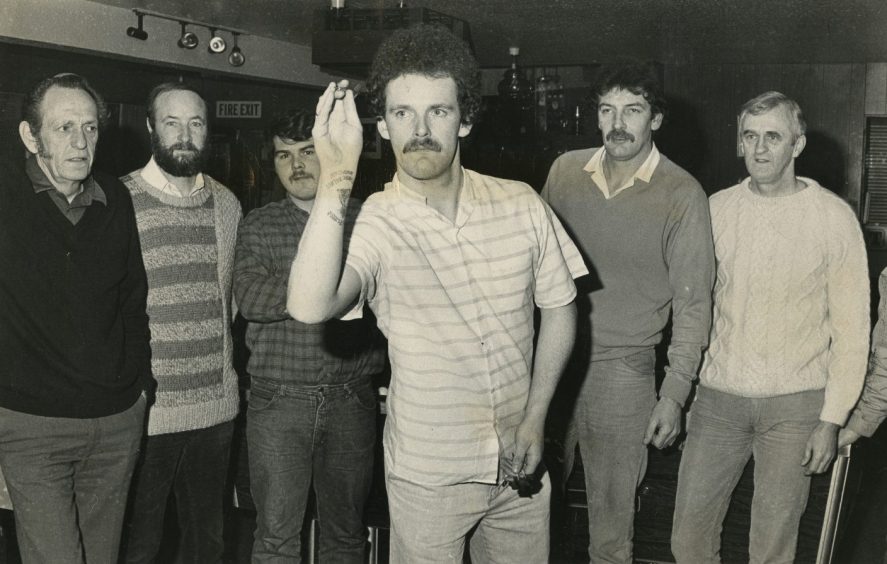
xmin=346 ymin=169 xmax=587 ymax=486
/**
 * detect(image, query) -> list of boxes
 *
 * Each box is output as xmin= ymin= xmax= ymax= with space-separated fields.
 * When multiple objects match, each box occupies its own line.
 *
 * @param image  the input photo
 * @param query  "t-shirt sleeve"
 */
xmin=533 ymin=196 xmax=588 ymax=309
xmin=342 ymin=201 xmax=384 ymax=319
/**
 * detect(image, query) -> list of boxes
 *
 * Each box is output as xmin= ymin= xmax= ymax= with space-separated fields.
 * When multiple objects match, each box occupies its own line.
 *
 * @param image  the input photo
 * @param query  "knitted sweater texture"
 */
xmin=701 ymin=177 xmax=869 ymax=425
xmin=122 ymin=171 xmax=242 ymax=435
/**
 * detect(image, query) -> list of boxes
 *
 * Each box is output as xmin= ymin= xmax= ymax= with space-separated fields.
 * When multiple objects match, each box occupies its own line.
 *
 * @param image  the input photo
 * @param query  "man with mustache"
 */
xmin=120 ymin=83 xmax=242 ymax=563
xmin=541 ymin=64 xmax=715 ymax=563
xmin=233 ymin=109 xmax=386 ymax=562
xmin=287 ymin=25 xmax=587 ymax=562
xmin=671 ymin=92 xmax=869 ymax=563
xmin=0 ymin=72 xmax=149 ymax=563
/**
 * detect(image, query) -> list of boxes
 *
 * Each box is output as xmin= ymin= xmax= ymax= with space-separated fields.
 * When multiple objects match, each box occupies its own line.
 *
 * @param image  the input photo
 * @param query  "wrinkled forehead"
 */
xmin=739 ymin=104 xmax=796 ymax=133
xmin=40 ymin=86 xmax=98 ymax=123
xmin=154 ymin=90 xmax=207 ymax=119
xmin=598 ymin=87 xmax=651 ymax=109
xmin=273 ymin=136 xmax=314 ymax=152
xmin=384 ymin=73 xmax=459 ymax=108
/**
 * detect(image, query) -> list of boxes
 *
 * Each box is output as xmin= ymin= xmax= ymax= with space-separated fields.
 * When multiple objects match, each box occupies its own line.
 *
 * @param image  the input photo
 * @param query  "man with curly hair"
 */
xmin=286 ymin=24 xmax=587 ymax=562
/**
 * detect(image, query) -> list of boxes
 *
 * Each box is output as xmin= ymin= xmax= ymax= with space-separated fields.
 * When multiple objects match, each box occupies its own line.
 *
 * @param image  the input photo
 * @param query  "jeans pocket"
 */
xmin=248 ymin=381 xmax=279 ymax=412
xmin=349 ymin=383 xmax=378 ymax=412
xmin=619 ymin=348 xmax=656 ymax=375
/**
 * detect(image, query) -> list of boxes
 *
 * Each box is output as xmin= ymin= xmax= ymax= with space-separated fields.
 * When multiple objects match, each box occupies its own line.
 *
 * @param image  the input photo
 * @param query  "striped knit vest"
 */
xmin=122 ymin=171 xmax=240 ymax=435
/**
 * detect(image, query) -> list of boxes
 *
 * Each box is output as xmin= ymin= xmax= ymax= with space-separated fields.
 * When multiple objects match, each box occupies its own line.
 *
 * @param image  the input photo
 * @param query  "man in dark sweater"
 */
xmin=0 ymin=73 xmax=150 ymax=562
xmin=542 ymin=64 xmax=715 ymax=563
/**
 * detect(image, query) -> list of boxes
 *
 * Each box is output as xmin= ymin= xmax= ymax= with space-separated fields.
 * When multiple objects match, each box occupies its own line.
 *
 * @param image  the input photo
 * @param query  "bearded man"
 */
xmin=119 ymin=83 xmax=242 ymax=564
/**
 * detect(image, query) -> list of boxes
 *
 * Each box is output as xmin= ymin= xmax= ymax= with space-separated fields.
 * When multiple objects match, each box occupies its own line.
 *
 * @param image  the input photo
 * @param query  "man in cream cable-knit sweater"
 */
xmin=671 ymin=91 xmax=870 ymax=563
xmin=119 ymin=83 xmax=242 ymax=563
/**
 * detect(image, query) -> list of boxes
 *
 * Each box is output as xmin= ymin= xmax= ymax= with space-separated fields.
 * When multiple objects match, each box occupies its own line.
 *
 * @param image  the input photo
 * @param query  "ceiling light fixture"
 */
xmin=208 ymin=28 xmax=227 ymax=54
xmin=126 ymin=11 xmax=148 ymax=40
xmin=177 ymin=22 xmax=199 ymax=49
xmin=228 ymin=33 xmax=245 ymax=67
xmin=125 ymin=9 xmax=248 ymax=66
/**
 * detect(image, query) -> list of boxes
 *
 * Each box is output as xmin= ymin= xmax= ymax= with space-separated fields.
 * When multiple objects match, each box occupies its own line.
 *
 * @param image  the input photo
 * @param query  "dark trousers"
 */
xmin=0 ymin=396 xmax=145 ymax=564
xmin=121 ymin=420 xmax=234 ymax=564
xmin=247 ymin=377 xmax=376 ymax=563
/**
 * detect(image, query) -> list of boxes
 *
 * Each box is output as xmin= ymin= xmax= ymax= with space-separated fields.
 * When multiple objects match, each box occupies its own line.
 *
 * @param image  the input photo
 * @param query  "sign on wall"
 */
xmin=216 ymin=101 xmax=262 ymax=119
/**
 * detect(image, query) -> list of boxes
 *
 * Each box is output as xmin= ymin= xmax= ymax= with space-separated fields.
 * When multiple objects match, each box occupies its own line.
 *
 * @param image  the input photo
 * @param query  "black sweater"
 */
xmin=0 ymin=157 xmax=150 ymax=418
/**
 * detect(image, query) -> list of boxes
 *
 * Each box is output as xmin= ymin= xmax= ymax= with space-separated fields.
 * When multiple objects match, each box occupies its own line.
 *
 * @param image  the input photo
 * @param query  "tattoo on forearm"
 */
xmin=326 ymin=210 xmax=344 ymax=225
xmin=323 ymin=170 xmax=354 ymax=222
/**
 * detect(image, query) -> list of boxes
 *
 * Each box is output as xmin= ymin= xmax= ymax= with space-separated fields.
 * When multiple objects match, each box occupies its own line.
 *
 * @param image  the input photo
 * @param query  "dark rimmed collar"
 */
xmin=26 ymin=155 xmax=106 ymax=206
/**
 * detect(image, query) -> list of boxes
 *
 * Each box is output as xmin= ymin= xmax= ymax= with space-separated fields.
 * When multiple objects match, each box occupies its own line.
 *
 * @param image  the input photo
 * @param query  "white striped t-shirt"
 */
xmin=346 ymin=168 xmax=587 ymax=486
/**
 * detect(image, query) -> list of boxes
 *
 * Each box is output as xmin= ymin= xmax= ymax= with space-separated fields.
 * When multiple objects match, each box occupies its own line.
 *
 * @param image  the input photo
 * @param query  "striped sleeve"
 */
xmin=533 ymin=196 xmax=587 ymax=309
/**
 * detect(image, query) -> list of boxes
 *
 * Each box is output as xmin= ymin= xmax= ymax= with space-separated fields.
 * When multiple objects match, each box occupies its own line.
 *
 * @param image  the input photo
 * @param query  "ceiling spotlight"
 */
xmin=126 ymin=11 xmax=148 ymax=41
xmin=177 ymin=22 xmax=198 ymax=49
xmin=228 ymin=33 xmax=245 ymax=67
xmin=208 ymin=28 xmax=227 ymax=54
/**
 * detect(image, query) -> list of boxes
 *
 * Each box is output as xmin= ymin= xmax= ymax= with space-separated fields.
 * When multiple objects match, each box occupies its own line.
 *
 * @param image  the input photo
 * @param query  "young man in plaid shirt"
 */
xmin=233 ymin=109 xmax=386 ymax=563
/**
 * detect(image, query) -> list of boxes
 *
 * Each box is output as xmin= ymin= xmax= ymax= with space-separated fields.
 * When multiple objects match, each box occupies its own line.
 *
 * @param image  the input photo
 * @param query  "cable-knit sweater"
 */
xmin=122 ymin=171 xmax=242 ymax=435
xmin=700 ymin=177 xmax=869 ymax=425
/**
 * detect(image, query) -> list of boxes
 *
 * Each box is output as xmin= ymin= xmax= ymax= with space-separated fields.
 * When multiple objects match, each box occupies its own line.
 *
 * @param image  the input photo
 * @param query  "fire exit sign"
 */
xmin=216 ymin=101 xmax=262 ymax=118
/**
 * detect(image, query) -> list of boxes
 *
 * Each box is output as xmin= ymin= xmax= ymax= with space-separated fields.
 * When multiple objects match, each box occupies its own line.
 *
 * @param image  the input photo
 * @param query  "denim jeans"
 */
xmin=671 ymin=386 xmax=823 ymax=564
xmin=247 ymin=377 xmax=376 ymax=563
xmin=385 ymin=470 xmax=551 ymax=564
xmin=0 ymin=395 xmax=145 ymax=564
xmin=121 ymin=419 xmax=234 ymax=564
xmin=575 ymin=350 xmax=657 ymax=564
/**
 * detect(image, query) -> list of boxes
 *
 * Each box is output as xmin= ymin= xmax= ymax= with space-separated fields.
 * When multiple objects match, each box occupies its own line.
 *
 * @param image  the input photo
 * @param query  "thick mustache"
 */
xmin=289 ymin=172 xmax=314 ymax=182
xmin=404 ymin=138 xmax=442 ymax=153
xmin=606 ymin=131 xmax=635 ymax=142
xmin=170 ymin=142 xmax=199 ymax=152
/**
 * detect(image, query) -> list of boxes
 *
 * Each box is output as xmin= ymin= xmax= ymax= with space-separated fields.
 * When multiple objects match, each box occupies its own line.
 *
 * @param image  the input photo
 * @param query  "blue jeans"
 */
xmin=247 ymin=377 xmax=376 ymax=563
xmin=385 ymin=470 xmax=551 ymax=564
xmin=671 ymin=386 xmax=823 ymax=564
xmin=121 ymin=419 xmax=234 ymax=564
xmin=575 ymin=350 xmax=657 ymax=564
xmin=0 ymin=395 xmax=145 ymax=564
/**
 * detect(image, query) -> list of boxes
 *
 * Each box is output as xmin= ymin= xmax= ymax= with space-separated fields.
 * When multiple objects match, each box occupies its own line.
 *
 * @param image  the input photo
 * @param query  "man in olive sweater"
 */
xmin=0 ymin=73 xmax=150 ymax=563
xmin=542 ymin=64 xmax=715 ymax=563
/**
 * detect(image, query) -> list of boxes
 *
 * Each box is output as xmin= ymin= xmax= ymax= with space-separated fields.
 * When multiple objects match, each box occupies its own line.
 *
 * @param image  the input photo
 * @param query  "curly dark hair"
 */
xmin=367 ymin=24 xmax=481 ymax=125
xmin=592 ymin=63 xmax=667 ymax=121
xmin=21 ymin=73 xmax=108 ymax=134
xmin=269 ymin=109 xmax=314 ymax=143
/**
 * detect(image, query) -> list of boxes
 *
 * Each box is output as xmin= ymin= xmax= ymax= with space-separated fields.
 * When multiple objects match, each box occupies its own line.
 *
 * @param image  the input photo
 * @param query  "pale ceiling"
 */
xmin=86 ymin=0 xmax=887 ymax=67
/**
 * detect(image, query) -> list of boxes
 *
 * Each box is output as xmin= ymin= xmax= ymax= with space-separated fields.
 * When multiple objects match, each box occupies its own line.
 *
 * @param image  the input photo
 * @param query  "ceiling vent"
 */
xmin=311 ymin=7 xmax=473 ymax=76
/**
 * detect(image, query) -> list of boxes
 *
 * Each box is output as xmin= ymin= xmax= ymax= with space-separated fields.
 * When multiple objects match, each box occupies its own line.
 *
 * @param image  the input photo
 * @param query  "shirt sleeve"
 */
xmin=659 ymin=186 xmax=716 ymax=406
xmin=119 ymin=186 xmax=152 ymax=393
xmin=846 ymin=269 xmax=887 ymax=436
xmin=821 ymin=200 xmax=870 ymax=425
xmin=233 ymin=210 xmax=290 ymax=323
xmin=342 ymin=201 xmax=385 ymax=319
xmin=532 ymin=195 xmax=587 ymax=309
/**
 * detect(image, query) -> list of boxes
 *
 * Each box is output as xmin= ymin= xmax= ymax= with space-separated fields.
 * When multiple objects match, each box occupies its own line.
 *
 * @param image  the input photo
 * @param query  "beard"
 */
xmin=151 ymin=130 xmax=207 ymax=177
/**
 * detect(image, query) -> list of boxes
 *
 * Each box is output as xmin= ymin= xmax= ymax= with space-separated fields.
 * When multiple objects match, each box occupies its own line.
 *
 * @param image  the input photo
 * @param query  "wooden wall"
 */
xmin=662 ymin=63 xmax=887 ymax=214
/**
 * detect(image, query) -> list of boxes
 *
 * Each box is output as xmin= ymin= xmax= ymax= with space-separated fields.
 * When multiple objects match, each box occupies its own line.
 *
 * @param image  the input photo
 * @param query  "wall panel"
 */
xmin=664 ymin=62 xmax=874 ymax=212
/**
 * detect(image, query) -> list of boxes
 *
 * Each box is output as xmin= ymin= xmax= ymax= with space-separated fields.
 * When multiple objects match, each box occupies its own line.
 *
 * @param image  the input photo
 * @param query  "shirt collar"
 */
xmin=25 ymin=155 xmax=106 ymax=205
xmin=387 ymin=167 xmax=475 ymax=203
xmin=388 ymin=168 xmax=476 ymax=227
xmin=582 ymin=143 xmax=661 ymax=199
xmin=140 ymin=156 xmax=205 ymax=197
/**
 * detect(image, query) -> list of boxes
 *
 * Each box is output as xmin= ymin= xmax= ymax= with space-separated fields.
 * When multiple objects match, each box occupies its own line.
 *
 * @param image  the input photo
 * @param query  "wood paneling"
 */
xmin=663 ymin=62 xmax=883 ymax=214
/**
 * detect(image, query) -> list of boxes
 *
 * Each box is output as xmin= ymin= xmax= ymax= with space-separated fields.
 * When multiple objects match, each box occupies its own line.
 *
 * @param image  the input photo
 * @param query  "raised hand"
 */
xmin=311 ymin=80 xmax=364 ymax=175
